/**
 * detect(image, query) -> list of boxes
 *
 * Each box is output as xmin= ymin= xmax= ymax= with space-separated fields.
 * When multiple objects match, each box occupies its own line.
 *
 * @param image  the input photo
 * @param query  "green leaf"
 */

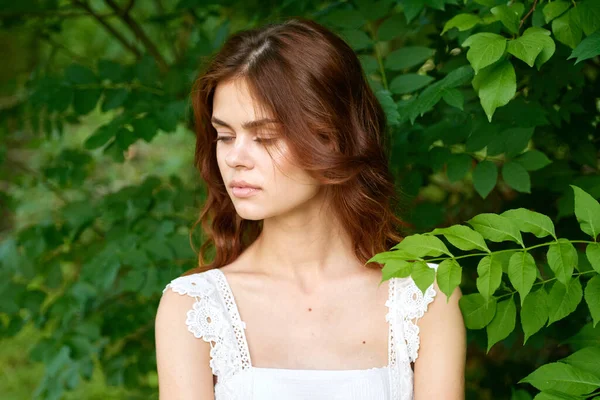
xmin=474 ymin=0 xmax=500 ymax=6
xmin=552 ymin=9 xmax=583 ymax=49
xmin=441 ymin=13 xmax=483 ymax=35
xmin=368 ymin=249 xmax=418 ymax=265
xmin=389 ymin=74 xmax=435 ymax=94
xmin=326 ymin=8 xmax=366 ymax=29
xmin=543 ymin=1 xmax=571 ymax=23
xmin=430 ymin=225 xmax=490 ymax=252
xmin=155 ymin=101 xmax=185 ymax=133
xmin=576 ymin=0 xmax=600 ymax=36
xmin=467 ymin=213 xmax=524 ymax=246
xmin=135 ymin=58 xmax=160 ymax=89
xmin=586 ymin=243 xmax=600 ymax=274
xmin=132 ymin=116 xmax=159 ymax=143
xmin=381 ymin=259 xmax=414 ymax=281
xmin=425 ymin=0 xmax=446 ymax=11
xmin=404 ymin=65 xmax=474 ymax=123
xmin=48 ymin=85 xmax=73 ymax=113
xmin=65 ymin=64 xmax=98 ymax=85
xmin=533 ymin=390 xmax=590 ymax=399
xmin=523 ymin=26 xmax=553 ymax=36
xmin=359 ymin=55 xmax=379 ymax=74
xmin=511 ymin=389 xmax=533 ymax=400
xmin=486 ymin=296 xmax=517 ymax=352
xmin=73 ymin=89 xmax=103 ymax=115
xmin=340 ymin=29 xmax=373 ymax=51
xmin=488 ymin=127 xmax=534 ymax=158
xmin=502 ymin=161 xmax=531 ymax=193
xmin=375 ymin=90 xmax=400 ymax=126
xmin=491 ymin=4 xmax=520 ymax=34
xmin=355 ymin=0 xmax=393 ymax=21
xmin=98 ymin=59 xmax=126 ymax=82
xmin=584 ymin=275 xmax=600 ymax=328
xmin=571 ymin=185 xmax=600 ymax=240
xmin=402 ymin=0 xmax=426 ymax=23
xmin=511 ymin=2 xmax=526 ymax=18
xmin=501 ymin=208 xmax=556 ymax=239
xmin=508 ymin=32 xmax=555 ymax=67
xmin=515 ymin=150 xmax=552 ymax=171
xmin=547 ymin=239 xmax=578 ymax=285
xmin=472 ymin=60 xmax=516 ymax=122
xmin=442 ymin=88 xmax=464 ymax=110
xmin=519 ymin=362 xmax=600 ymax=395
xmin=533 ymin=34 xmax=556 ymax=70
xmin=563 ymin=323 xmax=600 ymax=349
xmin=377 ymin=13 xmax=408 ymax=41
xmin=459 ymin=293 xmax=497 ymax=329
xmin=521 ymin=287 xmax=549 ymax=344
xmin=508 ymin=251 xmax=537 ymax=305
xmin=411 ymin=261 xmax=437 ymax=295
xmin=84 ymin=125 xmax=114 ymax=150
xmin=462 ymin=33 xmax=507 ymax=74
xmin=446 ymin=153 xmax=472 ymax=182
xmin=436 ymin=259 xmax=462 ymax=301
xmin=477 ymin=255 xmax=503 ymax=299
xmin=384 ymin=47 xmax=436 ymax=71
xmin=561 ymin=346 xmax=600 ymax=378
xmin=473 ymin=160 xmax=498 ymax=199
xmin=568 ymin=31 xmax=600 ymax=65
xmin=392 ymin=234 xmax=452 ymax=257
xmin=101 ymin=88 xmax=129 ymax=112
xmin=547 ymin=277 xmax=583 ymax=326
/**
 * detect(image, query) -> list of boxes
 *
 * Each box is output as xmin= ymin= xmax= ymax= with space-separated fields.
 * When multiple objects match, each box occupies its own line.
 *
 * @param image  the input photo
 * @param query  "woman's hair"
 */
xmin=185 ymin=17 xmax=405 ymax=276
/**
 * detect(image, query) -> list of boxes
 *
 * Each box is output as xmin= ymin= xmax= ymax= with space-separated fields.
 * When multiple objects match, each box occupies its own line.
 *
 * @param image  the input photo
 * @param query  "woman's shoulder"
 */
xmin=162 ymin=268 xmax=221 ymax=298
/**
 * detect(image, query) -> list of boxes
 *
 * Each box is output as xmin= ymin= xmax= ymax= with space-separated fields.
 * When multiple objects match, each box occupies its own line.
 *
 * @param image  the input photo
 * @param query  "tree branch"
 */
xmin=154 ymin=0 xmax=180 ymax=62
xmin=7 ymin=156 xmax=70 ymax=204
xmin=72 ymin=0 xmax=142 ymax=59
xmin=104 ymin=0 xmax=169 ymax=73
xmin=41 ymin=33 xmax=95 ymax=67
xmin=519 ymin=0 xmax=539 ymax=30
xmin=0 ymin=10 xmax=116 ymax=18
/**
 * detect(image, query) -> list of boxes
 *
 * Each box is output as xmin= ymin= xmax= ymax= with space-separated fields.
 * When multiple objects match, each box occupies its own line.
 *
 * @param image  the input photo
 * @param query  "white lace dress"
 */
xmin=162 ymin=263 xmax=439 ymax=400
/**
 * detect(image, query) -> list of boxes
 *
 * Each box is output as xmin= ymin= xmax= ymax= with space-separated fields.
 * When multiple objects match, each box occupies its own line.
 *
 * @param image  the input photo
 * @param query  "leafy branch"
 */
xmin=72 ymin=0 xmax=142 ymax=59
xmin=371 ymin=185 xmax=600 ymax=397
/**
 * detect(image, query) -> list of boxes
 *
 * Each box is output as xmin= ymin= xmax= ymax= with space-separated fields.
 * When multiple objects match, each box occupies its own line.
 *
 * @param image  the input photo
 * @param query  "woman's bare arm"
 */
xmin=413 ymin=281 xmax=467 ymax=400
xmin=155 ymin=288 xmax=215 ymax=400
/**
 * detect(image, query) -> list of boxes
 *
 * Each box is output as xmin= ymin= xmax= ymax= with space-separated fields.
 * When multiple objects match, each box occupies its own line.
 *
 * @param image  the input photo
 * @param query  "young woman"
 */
xmin=155 ymin=17 xmax=466 ymax=400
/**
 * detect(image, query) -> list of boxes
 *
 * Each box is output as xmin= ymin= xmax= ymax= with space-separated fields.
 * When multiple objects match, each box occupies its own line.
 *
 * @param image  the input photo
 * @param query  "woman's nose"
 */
xmin=225 ymin=137 xmax=254 ymax=169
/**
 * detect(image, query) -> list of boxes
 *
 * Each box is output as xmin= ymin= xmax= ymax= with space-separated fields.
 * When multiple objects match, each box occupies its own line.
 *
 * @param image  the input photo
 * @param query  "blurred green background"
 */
xmin=1 ymin=0 xmax=599 ymax=399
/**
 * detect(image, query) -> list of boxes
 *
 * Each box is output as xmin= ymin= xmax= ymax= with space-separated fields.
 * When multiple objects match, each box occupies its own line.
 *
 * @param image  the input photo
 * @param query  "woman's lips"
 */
xmin=232 ymin=187 xmax=261 ymax=198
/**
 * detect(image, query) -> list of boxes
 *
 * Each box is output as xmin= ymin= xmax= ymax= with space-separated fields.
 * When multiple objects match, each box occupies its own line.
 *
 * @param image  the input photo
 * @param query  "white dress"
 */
xmin=162 ymin=263 xmax=439 ymax=400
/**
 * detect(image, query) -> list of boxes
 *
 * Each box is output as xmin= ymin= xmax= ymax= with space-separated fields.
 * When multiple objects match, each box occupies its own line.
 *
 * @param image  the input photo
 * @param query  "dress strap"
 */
xmin=385 ymin=262 xmax=439 ymax=400
xmin=211 ymin=268 xmax=253 ymax=371
xmin=394 ymin=263 xmax=438 ymax=363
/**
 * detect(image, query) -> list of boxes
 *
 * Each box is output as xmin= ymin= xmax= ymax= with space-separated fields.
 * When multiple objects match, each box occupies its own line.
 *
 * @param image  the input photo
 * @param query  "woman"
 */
xmin=155 ymin=17 xmax=465 ymax=400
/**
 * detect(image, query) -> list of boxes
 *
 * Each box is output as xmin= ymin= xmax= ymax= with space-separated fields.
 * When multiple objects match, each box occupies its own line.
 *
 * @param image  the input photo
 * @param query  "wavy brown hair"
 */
xmin=184 ymin=17 xmax=405 ymax=276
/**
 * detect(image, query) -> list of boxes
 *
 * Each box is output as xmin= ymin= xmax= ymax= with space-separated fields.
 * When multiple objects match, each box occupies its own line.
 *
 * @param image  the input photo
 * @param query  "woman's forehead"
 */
xmin=213 ymin=78 xmax=275 ymax=123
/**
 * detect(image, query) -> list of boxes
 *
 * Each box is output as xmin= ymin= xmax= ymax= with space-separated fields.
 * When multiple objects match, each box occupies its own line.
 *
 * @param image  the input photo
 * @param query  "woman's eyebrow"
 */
xmin=211 ymin=116 xmax=280 ymax=130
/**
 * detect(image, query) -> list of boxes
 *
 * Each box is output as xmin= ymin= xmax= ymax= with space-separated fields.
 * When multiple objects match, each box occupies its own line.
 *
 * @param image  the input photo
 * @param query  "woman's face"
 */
xmin=213 ymin=78 xmax=322 ymax=221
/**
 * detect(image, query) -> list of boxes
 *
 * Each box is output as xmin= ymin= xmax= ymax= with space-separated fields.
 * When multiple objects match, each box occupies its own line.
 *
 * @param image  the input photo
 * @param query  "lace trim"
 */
xmin=399 ymin=278 xmax=437 ymax=363
xmin=385 ymin=277 xmax=400 ymax=400
xmin=162 ymin=271 xmax=244 ymax=399
xmin=211 ymin=269 xmax=252 ymax=371
xmin=386 ymin=263 xmax=439 ymax=399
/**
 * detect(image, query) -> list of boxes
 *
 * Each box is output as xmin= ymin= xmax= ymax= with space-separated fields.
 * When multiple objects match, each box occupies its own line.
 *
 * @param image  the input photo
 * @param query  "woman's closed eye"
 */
xmin=215 ymin=136 xmax=276 ymax=143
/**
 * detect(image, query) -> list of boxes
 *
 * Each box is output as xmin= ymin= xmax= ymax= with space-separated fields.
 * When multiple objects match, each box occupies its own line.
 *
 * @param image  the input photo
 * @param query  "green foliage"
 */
xmin=374 ymin=186 xmax=600 ymax=397
xmin=1 ymin=0 xmax=599 ymax=398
